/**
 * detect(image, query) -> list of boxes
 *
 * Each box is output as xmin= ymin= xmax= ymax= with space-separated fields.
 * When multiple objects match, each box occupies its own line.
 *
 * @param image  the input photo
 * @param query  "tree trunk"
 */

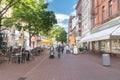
xmin=0 ymin=17 xmax=1 ymax=30
xmin=29 ymin=35 xmax=31 ymax=47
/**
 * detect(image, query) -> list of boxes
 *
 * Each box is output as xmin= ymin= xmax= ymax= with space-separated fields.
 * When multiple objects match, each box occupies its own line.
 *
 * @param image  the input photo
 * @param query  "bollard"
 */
xmin=102 ymin=54 xmax=110 ymax=67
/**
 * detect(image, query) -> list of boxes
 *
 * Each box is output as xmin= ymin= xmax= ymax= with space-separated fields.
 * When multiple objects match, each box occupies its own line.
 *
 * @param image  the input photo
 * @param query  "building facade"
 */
xmin=81 ymin=0 xmax=91 ymax=37
xmin=77 ymin=0 xmax=91 ymax=49
xmin=76 ymin=0 xmax=82 ymax=45
xmin=68 ymin=15 xmax=80 ymax=47
xmin=81 ymin=0 xmax=120 ymax=54
xmin=68 ymin=16 xmax=75 ymax=46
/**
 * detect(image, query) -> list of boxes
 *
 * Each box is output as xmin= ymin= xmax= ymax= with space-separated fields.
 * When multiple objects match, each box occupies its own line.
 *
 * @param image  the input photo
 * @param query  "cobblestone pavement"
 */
xmin=0 ymin=50 xmax=120 ymax=80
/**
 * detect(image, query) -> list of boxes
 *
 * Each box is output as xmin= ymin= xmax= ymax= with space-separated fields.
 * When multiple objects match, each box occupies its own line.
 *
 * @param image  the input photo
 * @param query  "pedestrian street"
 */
xmin=0 ymin=50 xmax=120 ymax=80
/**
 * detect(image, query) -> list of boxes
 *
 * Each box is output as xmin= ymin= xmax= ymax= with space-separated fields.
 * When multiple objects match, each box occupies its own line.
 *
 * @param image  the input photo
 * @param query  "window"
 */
xmin=94 ymin=0 xmax=97 ymax=7
xmin=93 ymin=15 xmax=96 ymax=25
xmin=102 ymin=0 xmax=105 ymax=2
xmin=102 ymin=6 xmax=105 ymax=22
xmin=93 ymin=0 xmax=96 ymax=7
xmin=112 ymin=39 xmax=120 ymax=50
xmin=119 ymin=0 xmax=120 ymax=11
xmin=100 ymin=41 xmax=106 ymax=51
xmin=109 ymin=0 xmax=112 ymax=16
xmin=79 ymin=31 xmax=81 ymax=36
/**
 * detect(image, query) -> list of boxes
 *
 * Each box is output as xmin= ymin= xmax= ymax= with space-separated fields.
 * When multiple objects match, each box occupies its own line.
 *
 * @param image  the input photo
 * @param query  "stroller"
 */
xmin=49 ymin=45 xmax=55 ymax=58
xmin=49 ymin=51 xmax=55 ymax=58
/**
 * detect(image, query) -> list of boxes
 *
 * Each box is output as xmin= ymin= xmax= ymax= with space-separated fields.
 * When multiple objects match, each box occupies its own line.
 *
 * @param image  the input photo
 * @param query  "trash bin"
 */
xmin=102 ymin=54 xmax=110 ymax=66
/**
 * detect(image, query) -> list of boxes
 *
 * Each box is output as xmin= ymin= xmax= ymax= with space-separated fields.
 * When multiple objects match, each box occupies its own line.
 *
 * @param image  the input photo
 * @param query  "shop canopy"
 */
xmin=81 ymin=25 xmax=120 ymax=42
xmin=40 ymin=39 xmax=52 ymax=45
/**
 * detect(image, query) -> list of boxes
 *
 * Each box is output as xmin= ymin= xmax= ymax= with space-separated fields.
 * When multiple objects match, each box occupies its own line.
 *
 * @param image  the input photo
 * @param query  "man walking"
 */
xmin=57 ymin=45 xmax=61 ymax=59
xmin=61 ymin=44 xmax=64 ymax=54
xmin=66 ymin=44 xmax=70 ymax=54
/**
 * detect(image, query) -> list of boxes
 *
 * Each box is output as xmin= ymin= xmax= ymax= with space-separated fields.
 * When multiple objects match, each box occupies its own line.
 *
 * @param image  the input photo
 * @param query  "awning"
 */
xmin=81 ymin=25 xmax=120 ymax=42
xmin=40 ymin=39 xmax=52 ymax=45
xmin=112 ymin=25 xmax=120 ymax=36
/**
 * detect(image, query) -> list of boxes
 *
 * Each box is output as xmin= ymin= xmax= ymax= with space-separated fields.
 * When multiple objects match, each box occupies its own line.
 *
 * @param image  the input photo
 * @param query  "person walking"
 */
xmin=49 ymin=44 xmax=55 ymax=58
xmin=61 ymin=44 xmax=64 ymax=54
xmin=73 ymin=44 xmax=78 ymax=55
xmin=66 ymin=44 xmax=70 ymax=54
xmin=57 ymin=45 xmax=61 ymax=59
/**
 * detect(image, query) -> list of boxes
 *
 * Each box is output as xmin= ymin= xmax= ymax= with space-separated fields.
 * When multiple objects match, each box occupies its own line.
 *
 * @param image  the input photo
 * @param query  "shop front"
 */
xmin=81 ymin=25 xmax=120 ymax=54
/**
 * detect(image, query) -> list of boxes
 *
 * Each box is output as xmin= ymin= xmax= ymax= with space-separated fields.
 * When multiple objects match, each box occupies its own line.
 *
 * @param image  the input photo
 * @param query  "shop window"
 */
xmin=100 ymin=41 xmax=106 ymax=51
xmin=112 ymin=39 xmax=120 ymax=50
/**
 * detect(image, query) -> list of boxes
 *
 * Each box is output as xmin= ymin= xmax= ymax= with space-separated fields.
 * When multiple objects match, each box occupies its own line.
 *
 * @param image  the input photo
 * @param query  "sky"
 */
xmin=44 ymin=0 xmax=78 ymax=32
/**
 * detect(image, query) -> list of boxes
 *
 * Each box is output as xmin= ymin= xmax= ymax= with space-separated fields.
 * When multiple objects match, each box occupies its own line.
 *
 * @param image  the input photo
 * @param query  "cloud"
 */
xmin=54 ymin=3 xmax=77 ymax=32
xmin=44 ymin=0 xmax=53 ymax=3
xmin=57 ymin=23 xmax=68 ymax=32
xmin=70 ymin=10 xmax=76 ymax=16
xmin=55 ymin=13 xmax=69 ymax=23
xmin=73 ymin=4 xmax=77 ymax=9
xmin=70 ymin=3 xmax=77 ymax=16
xmin=55 ymin=13 xmax=69 ymax=31
xmin=57 ymin=23 xmax=68 ymax=28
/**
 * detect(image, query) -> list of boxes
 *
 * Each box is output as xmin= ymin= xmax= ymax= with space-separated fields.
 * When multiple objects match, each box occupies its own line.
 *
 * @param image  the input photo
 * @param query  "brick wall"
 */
xmin=91 ymin=0 xmax=120 ymax=30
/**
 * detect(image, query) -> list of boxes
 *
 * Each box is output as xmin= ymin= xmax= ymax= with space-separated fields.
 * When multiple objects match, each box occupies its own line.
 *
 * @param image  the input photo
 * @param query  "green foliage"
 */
xmin=48 ymin=25 xmax=67 ymax=43
xmin=3 ymin=0 xmax=57 ymax=36
xmin=0 ymin=0 xmax=21 ymax=29
xmin=2 ymin=18 xmax=15 ymax=27
xmin=56 ymin=28 xmax=67 ymax=43
xmin=0 ymin=0 xmax=20 ymax=17
xmin=78 ymin=47 xmax=83 ymax=52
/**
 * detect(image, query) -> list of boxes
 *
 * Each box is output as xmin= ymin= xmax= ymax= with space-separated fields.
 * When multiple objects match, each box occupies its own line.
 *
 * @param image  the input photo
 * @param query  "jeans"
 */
xmin=58 ymin=52 xmax=60 ymax=59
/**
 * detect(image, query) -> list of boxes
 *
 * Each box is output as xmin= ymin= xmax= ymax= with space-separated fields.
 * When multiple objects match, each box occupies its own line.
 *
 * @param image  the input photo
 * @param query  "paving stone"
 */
xmin=0 ymin=50 xmax=120 ymax=80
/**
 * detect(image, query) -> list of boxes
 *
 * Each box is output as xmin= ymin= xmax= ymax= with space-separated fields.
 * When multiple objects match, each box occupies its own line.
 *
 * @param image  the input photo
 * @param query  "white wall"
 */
xmin=24 ymin=31 xmax=29 ymax=46
xmin=81 ymin=0 xmax=91 ymax=37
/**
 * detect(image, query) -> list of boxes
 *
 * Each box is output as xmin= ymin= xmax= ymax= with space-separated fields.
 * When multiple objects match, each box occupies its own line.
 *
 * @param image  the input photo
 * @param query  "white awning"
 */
xmin=112 ymin=26 xmax=120 ymax=36
xmin=81 ymin=25 xmax=120 ymax=42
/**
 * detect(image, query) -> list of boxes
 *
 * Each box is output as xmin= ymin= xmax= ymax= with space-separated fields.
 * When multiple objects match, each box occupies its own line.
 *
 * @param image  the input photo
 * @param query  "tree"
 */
xmin=0 ymin=0 xmax=20 ymax=29
xmin=48 ymin=25 xmax=67 ymax=43
xmin=56 ymin=28 xmax=67 ymax=43
xmin=3 ymin=0 xmax=57 ymax=45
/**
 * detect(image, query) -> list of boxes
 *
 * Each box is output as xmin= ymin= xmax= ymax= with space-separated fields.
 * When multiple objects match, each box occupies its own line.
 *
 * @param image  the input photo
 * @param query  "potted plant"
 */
xmin=78 ymin=47 xmax=83 ymax=54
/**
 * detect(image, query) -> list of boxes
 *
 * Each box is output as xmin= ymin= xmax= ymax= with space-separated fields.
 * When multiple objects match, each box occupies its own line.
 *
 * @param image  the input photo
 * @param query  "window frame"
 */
xmin=109 ymin=0 xmax=112 ymax=16
xmin=102 ymin=6 xmax=105 ymax=22
xmin=93 ymin=15 xmax=96 ymax=25
xmin=102 ymin=0 xmax=105 ymax=2
xmin=118 ymin=0 xmax=120 ymax=11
